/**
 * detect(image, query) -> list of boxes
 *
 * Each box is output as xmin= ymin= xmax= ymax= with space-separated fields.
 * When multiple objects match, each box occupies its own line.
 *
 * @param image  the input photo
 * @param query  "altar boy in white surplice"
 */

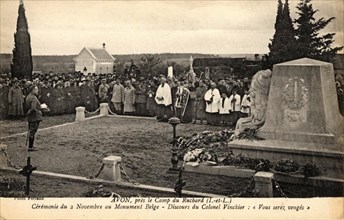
xmin=228 ymin=88 xmax=241 ymax=126
xmin=218 ymin=92 xmax=231 ymax=126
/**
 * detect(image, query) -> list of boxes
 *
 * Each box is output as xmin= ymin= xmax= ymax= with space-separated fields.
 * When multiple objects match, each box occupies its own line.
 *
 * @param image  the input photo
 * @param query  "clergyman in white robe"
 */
xmin=155 ymin=78 xmax=172 ymax=121
xmin=204 ymin=83 xmax=221 ymax=124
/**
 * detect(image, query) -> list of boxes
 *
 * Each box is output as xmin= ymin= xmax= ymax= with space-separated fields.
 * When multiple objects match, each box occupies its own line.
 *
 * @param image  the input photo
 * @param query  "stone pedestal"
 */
xmin=0 ymin=144 xmax=8 ymax=167
xmin=254 ymin=172 xmax=274 ymax=197
xmin=99 ymin=103 xmax=109 ymax=116
xmin=102 ymin=156 xmax=122 ymax=183
xmin=75 ymin=107 xmax=86 ymax=122
xmin=259 ymin=58 xmax=344 ymax=151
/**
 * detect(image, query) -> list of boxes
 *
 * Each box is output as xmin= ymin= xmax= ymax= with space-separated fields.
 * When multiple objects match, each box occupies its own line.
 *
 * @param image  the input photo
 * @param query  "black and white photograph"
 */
xmin=0 ymin=0 xmax=343 ymax=219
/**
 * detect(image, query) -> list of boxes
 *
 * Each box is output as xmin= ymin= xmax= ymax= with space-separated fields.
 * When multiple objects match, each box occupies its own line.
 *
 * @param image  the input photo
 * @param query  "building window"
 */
xmin=106 ymin=67 xmax=109 ymax=73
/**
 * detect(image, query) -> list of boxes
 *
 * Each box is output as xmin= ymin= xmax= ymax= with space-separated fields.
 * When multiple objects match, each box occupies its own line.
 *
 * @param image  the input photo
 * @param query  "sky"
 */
xmin=0 ymin=0 xmax=343 ymax=55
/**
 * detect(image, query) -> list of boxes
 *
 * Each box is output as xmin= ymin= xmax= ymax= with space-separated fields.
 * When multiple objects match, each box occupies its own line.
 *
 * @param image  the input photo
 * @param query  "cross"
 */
xmin=19 ymin=155 xmax=37 ymax=196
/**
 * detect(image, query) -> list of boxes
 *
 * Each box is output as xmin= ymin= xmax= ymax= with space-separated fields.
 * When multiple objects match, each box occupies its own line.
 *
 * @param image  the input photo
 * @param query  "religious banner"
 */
xmin=175 ymin=88 xmax=190 ymax=117
xmin=168 ymin=66 xmax=173 ymax=79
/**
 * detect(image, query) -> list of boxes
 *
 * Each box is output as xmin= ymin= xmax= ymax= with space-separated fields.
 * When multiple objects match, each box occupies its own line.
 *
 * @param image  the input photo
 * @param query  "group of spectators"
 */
xmin=1 ymin=69 xmax=343 ymax=125
xmin=0 ymin=70 xmax=252 ymax=126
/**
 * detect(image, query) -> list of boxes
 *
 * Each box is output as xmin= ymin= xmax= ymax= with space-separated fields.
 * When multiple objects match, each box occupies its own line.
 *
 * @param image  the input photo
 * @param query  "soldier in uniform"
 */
xmin=111 ymin=79 xmax=125 ymax=114
xmin=8 ymin=78 xmax=24 ymax=119
xmin=123 ymin=81 xmax=136 ymax=115
xmin=98 ymin=78 xmax=109 ymax=103
xmin=25 ymin=85 xmax=43 ymax=151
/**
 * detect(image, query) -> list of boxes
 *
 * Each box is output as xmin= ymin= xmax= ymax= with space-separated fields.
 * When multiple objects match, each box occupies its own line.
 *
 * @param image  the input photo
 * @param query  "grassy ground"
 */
xmin=0 ymin=172 xmax=175 ymax=197
xmin=0 ymin=114 xmax=75 ymax=137
xmin=2 ymin=115 xmax=251 ymax=196
xmin=1 ymin=115 xmax=342 ymax=197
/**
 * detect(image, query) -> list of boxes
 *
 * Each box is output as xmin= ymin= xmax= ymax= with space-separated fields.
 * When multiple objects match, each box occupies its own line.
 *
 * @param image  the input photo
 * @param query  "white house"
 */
xmin=74 ymin=44 xmax=115 ymax=75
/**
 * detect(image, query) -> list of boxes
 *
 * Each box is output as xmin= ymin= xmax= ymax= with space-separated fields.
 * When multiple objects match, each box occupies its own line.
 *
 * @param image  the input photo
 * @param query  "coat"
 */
xmin=25 ymin=93 xmax=43 ymax=122
xmin=80 ymin=85 xmax=98 ymax=111
xmin=111 ymin=84 xmax=125 ymax=103
xmin=0 ymin=87 xmax=9 ymax=119
xmin=98 ymin=84 xmax=109 ymax=103
xmin=50 ymin=88 xmax=65 ymax=115
xmin=8 ymin=86 xmax=24 ymax=116
xmin=146 ymin=84 xmax=157 ymax=111
xmin=135 ymin=83 xmax=147 ymax=104
xmin=64 ymin=86 xmax=75 ymax=114
xmin=196 ymin=85 xmax=207 ymax=111
xmin=124 ymin=86 xmax=136 ymax=112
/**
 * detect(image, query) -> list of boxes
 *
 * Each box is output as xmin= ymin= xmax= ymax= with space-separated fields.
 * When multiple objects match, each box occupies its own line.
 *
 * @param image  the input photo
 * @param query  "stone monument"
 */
xmin=230 ymin=58 xmax=344 ymax=178
xmin=259 ymin=58 xmax=344 ymax=150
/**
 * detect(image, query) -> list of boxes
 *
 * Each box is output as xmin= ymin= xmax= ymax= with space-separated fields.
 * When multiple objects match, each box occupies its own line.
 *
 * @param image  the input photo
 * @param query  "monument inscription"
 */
xmin=282 ymin=76 xmax=308 ymax=123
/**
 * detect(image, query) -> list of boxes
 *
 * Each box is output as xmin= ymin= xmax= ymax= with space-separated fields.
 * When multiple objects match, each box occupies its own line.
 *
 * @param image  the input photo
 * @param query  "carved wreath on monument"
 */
xmin=282 ymin=77 xmax=309 ymax=122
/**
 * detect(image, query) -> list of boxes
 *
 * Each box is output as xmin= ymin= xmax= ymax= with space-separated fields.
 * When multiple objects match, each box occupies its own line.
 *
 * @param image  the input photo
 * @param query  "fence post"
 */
xmin=75 ymin=106 xmax=86 ymax=121
xmin=254 ymin=171 xmax=274 ymax=197
xmin=99 ymin=103 xmax=109 ymax=116
xmin=102 ymin=156 xmax=122 ymax=183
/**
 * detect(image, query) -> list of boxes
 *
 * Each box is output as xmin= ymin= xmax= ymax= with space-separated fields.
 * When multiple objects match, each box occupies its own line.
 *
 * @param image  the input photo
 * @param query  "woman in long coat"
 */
xmin=50 ymin=82 xmax=65 ymax=115
xmin=135 ymin=81 xmax=147 ymax=116
xmin=0 ymin=84 xmax=9 ymax=119
xmin=8 ymin=79 xmax=24 ymax=119
xmin=80 ymin=80 xmax=98 ymax=112
xmin=193 ymin=80 xmax=207 ymax=124
xmin=64 ymin=81 xmax=74 ymax=114
xmin=146 ymin=80 xmax=157 ymax=117
xmin=123 ymin=81 xmax=136 ymax=115
xmin=70 ymin=80 xmax=81 ymax=109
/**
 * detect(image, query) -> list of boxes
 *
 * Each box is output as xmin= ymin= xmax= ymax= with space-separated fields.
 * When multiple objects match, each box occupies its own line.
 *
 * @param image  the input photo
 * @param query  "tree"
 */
xmin=11 ymin=0 xmax=33 ymax=80
xmin=139 ymin=54 xmax=162 ymax=77
xmin=268 ymin=0 xmax=298 ymax=67
xmin=294 ymin=0 xmax=343 ymax=62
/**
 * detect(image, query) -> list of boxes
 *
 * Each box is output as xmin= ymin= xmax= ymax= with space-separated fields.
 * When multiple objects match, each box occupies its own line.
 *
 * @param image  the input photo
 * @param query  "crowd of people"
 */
xmin=1 ymin=69 xmax=343 ymax=126
xmin=0 ymin=70 xmax=252 ymax=126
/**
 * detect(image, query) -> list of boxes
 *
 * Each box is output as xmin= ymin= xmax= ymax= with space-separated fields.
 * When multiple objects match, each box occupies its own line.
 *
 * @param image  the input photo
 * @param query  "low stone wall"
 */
xmin=229 ymin=139 xmax=344 ymax=179
xmin=184 ymin=163 xmax=344 ymax=190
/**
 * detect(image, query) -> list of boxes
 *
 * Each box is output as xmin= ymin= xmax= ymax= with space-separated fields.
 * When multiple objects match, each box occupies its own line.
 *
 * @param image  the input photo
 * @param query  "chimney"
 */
xmin=102 ymin=43 xmax=106 ymax=49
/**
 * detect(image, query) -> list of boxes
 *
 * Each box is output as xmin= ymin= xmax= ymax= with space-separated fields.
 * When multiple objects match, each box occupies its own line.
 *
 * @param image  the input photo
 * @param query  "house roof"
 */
xmin=88 ymin=48 xmax=115 ymax=61
xmin=74 ymin=47 xmax=115 ymax=62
